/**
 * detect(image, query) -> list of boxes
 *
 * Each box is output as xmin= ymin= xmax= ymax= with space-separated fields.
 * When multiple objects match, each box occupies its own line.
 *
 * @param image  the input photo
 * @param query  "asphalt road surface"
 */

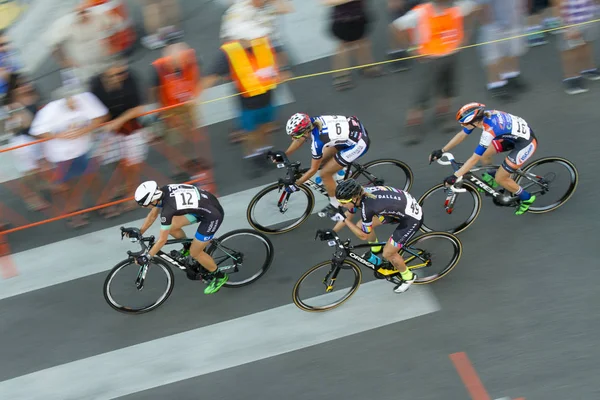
xmin=1 ymin=1 xmax=600 ymax=399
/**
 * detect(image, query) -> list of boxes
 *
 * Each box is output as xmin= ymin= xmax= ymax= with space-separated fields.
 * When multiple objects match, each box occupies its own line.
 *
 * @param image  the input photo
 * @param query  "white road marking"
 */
xmin=0 ymin=280 xmax=440 ymax=400
xmin=0 ymin=183 xmax=329 ymax=300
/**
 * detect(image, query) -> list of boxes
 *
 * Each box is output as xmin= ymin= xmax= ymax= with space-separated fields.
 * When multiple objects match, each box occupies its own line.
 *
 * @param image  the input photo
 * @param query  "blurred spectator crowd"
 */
xmin=0 ymin=0 xmax=599 ymax=230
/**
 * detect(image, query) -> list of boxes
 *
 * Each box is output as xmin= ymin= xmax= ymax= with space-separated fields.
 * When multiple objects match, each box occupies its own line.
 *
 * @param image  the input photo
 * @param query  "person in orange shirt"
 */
xmin=203 ymin=23 xmax=289 ymax=173
xmin=392 ymin=0 xmax=479 ymax=145
xmin=149 ymin=40 xmax=204 ymax=179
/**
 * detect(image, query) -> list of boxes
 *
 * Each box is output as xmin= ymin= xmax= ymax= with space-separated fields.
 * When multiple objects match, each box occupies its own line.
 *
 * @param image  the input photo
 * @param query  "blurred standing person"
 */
xmin=220 ymin=0 xmax=294 ymax=144
xmin=554 ymin=0 xmax=600 ymax=94
xmin=0 ymin=30 xmax=23 ymax=100
xmin=46 ymin=1 xmax=117 ymax=88
xmin=29 ymin=86 xmax=109 ymax=228
xmin=525 ymin=0 xmax=563 ymax=46
xmin=2 ymin=74 xmax=47 ymax=211
xmin=478 ymin=0 xmax=529 ymax=101
xmin=149 ymin=40 xmax=203 ymax=180
xmin=323 ymin=0 xmax=384 ymax=91
xmin=203 ymin=23 xmax=288 ymax=173
xmin=139 ymin=0 xmax=184 ymax=50
xmin=387 ymin=0 xmax=422 ymax=73
xmin=91 ymin=58 xmax=147 ymax=216
xmin=392 ymin=0 xmax=479 ymax=145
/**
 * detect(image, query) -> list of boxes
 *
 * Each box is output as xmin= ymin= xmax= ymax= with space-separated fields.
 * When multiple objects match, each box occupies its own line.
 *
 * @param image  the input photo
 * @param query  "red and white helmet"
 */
xmin=286 ymin=113 xmax=312 ymax=137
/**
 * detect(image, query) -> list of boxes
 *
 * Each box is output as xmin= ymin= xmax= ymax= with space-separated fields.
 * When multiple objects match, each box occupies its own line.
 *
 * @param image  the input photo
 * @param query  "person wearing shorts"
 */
xmin=430 ymin=102 xmax=539 ymax=216
xmin=555 ymin=0 xmax=600 ymax=95
xmin=134 ymin=181 xmax=228 ymax=295
xmin=478 ymin=0 xmax=528 ymax=101
xmin=333 ymin=179 xmax=422 ymax=294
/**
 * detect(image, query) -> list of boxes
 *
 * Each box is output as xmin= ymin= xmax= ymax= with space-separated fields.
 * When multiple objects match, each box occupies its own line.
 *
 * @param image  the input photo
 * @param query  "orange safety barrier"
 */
xmin=0 ymin=100 xmax=215 ymax=234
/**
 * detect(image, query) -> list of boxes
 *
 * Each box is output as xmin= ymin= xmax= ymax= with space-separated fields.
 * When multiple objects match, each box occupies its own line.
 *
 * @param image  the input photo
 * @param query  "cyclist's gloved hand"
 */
xmin=444 ymin=174 xmax=458 ymax=186
xmin=429 ymin=149 xmax=443 ymax=164
xmin=270 ymin=153 xmax=284 ymax=163
xmin=331 ymin=206 xmax=347 ymax=222
xmin=136 ymin=254 xmax=151 ymax=265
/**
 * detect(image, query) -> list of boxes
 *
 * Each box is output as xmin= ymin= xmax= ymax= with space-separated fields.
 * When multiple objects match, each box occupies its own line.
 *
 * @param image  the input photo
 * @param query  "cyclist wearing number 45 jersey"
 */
xmin=283 ymin=113 xmax=370 ymax=221
xmin=332 ymin=179 xmax=422 ymax=294
xmin=430 ymin=102 xmax=538 ymax=215
xmin=133 ymin=181 xmax=228 ymax=295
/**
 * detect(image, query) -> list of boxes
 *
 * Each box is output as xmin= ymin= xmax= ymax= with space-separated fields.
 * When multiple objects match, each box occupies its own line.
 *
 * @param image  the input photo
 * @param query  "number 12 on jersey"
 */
xmin=175 ymin=188 xmax=199 ymax=209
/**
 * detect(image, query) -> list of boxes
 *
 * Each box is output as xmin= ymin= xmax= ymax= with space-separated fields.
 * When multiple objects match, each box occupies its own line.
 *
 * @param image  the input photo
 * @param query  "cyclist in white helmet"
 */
xmin=281 ymin=112 xmax=371 ymax=220
xmin=132 ymin=181 xmax=228 ymax=295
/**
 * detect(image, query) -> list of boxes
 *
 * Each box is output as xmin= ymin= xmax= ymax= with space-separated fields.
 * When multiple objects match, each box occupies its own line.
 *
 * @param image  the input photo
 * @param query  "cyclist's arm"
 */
xmin=333 ymin=210 xmax=354 ymax=232
xmin=140 ymin=207 xmax=160 ymax=235
xmin=296 ymin=157 xmax=321 ymax=185
xmin=441 ymin=129 xmax=470 ymax=152
xmin=454 ymin=152 xmax=481 ymax=178
xmin=284 ymin=137 xmax=305 ymax=157
xmin=344 ymin=218 xmax=369 ymax=241
xmin=148 ymin=229 xmax=170 ymax=258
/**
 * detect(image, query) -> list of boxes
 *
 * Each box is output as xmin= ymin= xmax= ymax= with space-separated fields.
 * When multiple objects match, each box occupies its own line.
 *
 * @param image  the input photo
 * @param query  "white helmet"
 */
xmin=135 ymin=181 xmax=163 ymax=206
xmin=285 ymin=113 xmax=312 ymax=137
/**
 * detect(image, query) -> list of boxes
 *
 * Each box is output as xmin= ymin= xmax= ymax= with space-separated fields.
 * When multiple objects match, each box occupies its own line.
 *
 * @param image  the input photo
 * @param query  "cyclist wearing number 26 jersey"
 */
xmin=133 ymin=181 xmax=228 ymax=295
xmin=429 ymin=103 xmax=538 ymax=215
xmin=283 ymin=113 xmax=371 ymax=221
xmin=332 ymin=179 xmax=422 ymax=294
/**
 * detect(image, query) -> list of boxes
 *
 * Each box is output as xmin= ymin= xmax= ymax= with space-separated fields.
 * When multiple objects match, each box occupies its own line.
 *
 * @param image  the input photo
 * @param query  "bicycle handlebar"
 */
xmin=120 ymin=226 xmax=154 ymax=257
xmin=434 ymin=152 xmax=467 ymax=193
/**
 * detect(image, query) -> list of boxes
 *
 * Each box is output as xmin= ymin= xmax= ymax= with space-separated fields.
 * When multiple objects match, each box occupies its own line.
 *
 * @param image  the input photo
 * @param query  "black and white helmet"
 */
xmin=134 ymin=181 xmax=163 ymax=206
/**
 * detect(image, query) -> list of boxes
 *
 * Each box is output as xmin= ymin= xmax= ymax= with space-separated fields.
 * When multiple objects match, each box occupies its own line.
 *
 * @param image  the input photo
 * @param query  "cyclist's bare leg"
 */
xmin=169 ymin=215 xmax=191 ymax=239
xmin=382 ymin=240 xmax=409 ymax=273
xmin=480 ymin=144 xmax=497 ymax=166
xmin=494 ymin=165 xmax=520 ymax=193
xmin=189 ymin=239 xmax=218 ymax=273
xmin=320 ymin=155 xmax=344 ymax=200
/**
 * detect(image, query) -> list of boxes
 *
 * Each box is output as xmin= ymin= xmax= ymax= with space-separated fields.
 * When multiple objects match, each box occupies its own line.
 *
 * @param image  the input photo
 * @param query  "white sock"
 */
xmin=329 ymin=197 xmax=340 ymax=207
xmin=500 ymin=71 xmax=520 ymax=80
xmin=487 ymin=80 xmax=507 ymax=89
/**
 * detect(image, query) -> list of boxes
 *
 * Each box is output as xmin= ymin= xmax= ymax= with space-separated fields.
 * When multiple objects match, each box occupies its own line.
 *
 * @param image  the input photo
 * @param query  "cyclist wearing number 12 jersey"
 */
xmin=429 ymin=102 xmax=538 ymax=215
xmin=332 ymin=179 xmax=422 ymax=293
xmin=283 ymin=113 xmax=371 ymax=221
xmin=133 ymin=181 xmax=228 ymax=295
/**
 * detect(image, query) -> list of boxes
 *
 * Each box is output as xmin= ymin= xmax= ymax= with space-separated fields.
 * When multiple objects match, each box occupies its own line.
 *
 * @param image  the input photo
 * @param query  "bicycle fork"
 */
xmin=278 ymin=189 xmax=291 ymax=213
xmin=444 ymin=188 xmax=458 ymax=214
xmin=323 ymin=264 xmax=342 ymax=292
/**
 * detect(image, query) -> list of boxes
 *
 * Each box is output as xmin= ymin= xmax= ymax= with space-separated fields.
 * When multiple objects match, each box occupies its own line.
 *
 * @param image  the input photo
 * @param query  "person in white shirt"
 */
xmin=29 ymin=85 xmax=109 ymax=227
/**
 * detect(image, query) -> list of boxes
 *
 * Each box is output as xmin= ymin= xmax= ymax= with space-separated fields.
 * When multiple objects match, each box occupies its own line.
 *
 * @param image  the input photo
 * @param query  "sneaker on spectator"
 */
xmin=526 ymin=29 xmax=548 ymax=47
xmin=544 ymin=17 xmax=563 ymax=35
xmin=141 ymin=34 xmax=166 ymax=50
xmin=581 ymin=69 xmax=600 ymax=81
xmin=160 ymin=25 xmax=185 ymax=42
xmin=564 ymin=77 xmax=589 ymax=95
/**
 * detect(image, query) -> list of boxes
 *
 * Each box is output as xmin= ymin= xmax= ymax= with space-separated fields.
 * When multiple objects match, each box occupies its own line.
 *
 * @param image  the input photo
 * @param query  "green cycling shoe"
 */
xmin=204 ymin=273 xmax=229 ymax=295
xmin=515 ymin=195 xmax=536 ymax=215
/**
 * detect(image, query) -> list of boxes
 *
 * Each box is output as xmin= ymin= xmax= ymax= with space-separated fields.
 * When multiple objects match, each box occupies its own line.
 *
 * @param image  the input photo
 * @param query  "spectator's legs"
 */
xmin=579 ymin=41 xmax=600 ymax=81
xmin=354 ymin=38 xmax=384 ymax=77
xmin=331 ymin=42 xmax=354 ymax=90
xmin=526 ymin=0 xmax=549 ymax=47
xmin=387 ymin=0 xmax=413 ymax=72
xmin=560 ymin=44 xmax=588 ymax=95
xmin=140 ymin=0 xmax=183 ymax=49
xmin=158 ymin=0 xmax=184 ymax=40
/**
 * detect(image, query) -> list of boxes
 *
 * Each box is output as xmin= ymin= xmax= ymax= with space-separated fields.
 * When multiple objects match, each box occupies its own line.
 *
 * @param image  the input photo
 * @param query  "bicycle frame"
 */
xmin=437 ymin=152 xmax=550 ymax=209
xmin=315 ymin=229 xmax=429 ymax=287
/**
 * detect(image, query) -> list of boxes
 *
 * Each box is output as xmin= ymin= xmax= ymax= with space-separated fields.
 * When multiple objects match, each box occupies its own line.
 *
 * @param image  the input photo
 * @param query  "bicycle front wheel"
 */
xmin=208 ymin=229 xmax=274 ymax=287
xmin=293 ymin=260 xmax=362 ymax=312
xmin=403 ymin=231 xmax=462 ymax=284
xmin=246 ymin=183 xmax=315 ymax=234
xmin=351 ymin=159 xmax=414 ymax=192
xmin=103 ymin=259 xmax=175 ymax=314
xmin=516 ymin=157 xmax=579 ymax=214
xmin=418 ymin=182 xmax=482 ymax=234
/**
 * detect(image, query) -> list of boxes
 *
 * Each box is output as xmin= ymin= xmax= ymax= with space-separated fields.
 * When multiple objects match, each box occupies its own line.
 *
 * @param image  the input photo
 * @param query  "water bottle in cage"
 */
xmin=334 ymin=170 xmax=346 ymax=182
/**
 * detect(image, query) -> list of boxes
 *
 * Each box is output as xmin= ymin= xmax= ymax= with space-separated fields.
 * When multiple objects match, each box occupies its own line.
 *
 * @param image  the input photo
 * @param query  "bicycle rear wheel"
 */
xmin=351 ymin=159 xmax=413 ymax=192
xmin=418 ymin=182 xmax=482 ymax=234
xmin=103 ymin=259 xmax=174 ymax=314
xmin=208 ymin=229 xmax=274 ymax=287
xmin=293 ymin=260 xmax=362 ymax=312
xmin=402 ymin=231 xmax=462 ymax=284
xmin=246 ymin=183 xmax=315 ymax=234
xmin=516 ymin=157 xmax=578 ymax=214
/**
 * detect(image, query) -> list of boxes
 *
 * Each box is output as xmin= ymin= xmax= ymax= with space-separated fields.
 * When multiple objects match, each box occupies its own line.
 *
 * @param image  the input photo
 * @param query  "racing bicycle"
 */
xmin=418 ymin=152 xmax=578 ymax=234
xmin=103 ymin=226 xmax=274 ymax=314
xmin=247 ymin=150 xmax=414 ymax=234
xmin=292 ymin=229 xmax=462 ymax=312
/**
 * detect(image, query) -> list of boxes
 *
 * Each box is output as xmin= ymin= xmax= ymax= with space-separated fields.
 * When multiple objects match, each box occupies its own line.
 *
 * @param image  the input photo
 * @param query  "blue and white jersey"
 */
xmin=463 ymin=110 xmax=534 ymax=156
xmin=310 ymin=115 xmax=366 ymax=159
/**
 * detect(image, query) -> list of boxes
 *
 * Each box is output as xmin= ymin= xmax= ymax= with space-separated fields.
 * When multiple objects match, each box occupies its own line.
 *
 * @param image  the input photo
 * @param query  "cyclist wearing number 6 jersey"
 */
xmin=283 ymin=113 xmax=371 ymax=221
xmin=332 ymin=179 xmax=422 ymax=294
xmin=133 ymin=181 xmax=228 ymax=295
xmin=429 ymin=102 xmax=538 ymax=215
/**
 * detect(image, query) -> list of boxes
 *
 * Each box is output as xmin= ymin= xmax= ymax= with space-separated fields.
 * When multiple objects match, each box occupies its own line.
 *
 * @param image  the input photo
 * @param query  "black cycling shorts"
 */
xmin=377 ymin=215 xmax=422 ymax=248
xmin=492 ymin=134 xmax=538 ymax=173
xmin=188 ymin=195 xmax=225 ymax=242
